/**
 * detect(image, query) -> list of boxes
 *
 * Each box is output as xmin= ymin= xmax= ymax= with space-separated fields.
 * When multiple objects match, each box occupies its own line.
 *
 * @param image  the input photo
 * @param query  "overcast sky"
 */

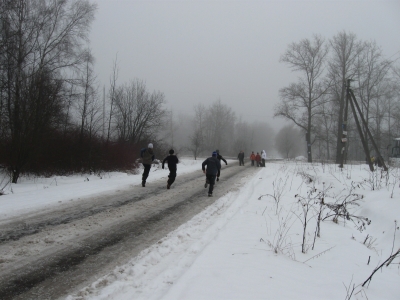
xmin=89 ymin=0 xmax=400 ymax=129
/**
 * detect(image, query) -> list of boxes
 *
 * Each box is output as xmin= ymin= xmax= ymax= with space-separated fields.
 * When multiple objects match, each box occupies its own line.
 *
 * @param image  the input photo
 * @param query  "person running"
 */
xmin=250 ymin=151 xmax=256 ymax=166
xmin=202 ymin=151 xmax=221 ymax=197
xmin=255 ymin=152 xmax=261 ymax=167
xmin=162 ymin=149 xmax=179 ymax=189
xmin=261 ymin=150 xmax=267 ymax=167
xmin=237 ymin=150 xmax=245 ymax=166
xmin=215 ymin=149 xmax=227 ymax=181
xmin=140 ymin=143 xmax=155 ymax=187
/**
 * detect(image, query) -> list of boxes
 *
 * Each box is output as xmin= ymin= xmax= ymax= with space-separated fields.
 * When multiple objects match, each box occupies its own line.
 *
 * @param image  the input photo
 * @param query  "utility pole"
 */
xmin=341 ymin=79 xmax=388 ymax=171
xmin=339 ymin=79 xmax=351 ymax=168
xmin=103 ymin=85 xmax=105 ymax=139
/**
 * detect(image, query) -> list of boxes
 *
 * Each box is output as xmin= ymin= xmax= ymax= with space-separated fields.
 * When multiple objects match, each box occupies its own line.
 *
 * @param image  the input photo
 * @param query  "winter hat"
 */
xmin=212 ymin=151 xmax=217 ymax=157
xmin=169 ymin=149 xmax=174 ymax=154
xmin=148 ymin=143 xmax=153 ymax=148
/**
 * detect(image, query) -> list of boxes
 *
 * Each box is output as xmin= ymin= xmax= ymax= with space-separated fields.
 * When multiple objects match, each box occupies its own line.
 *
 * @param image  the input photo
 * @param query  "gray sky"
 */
xmin=89 ymin=0 xmax=400 ymax=128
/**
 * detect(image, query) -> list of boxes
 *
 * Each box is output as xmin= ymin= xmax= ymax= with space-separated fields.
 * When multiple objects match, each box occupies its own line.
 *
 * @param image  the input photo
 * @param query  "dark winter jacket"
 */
xmin=217 ymin=154 xmax=228 ymax=165
xmin=162 ymin=155 xmax=179 ymax=170
xmin=141 ymin=148 xmax=155 ymax=165
xmin=237 ymin=152 xmax=244 ymax=160
xmin=202 ymin=157 xmax=221 ymax=176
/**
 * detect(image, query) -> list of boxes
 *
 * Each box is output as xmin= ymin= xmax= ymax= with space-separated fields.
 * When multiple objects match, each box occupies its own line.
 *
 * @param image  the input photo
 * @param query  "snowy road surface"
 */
xmin=0 ymin=163 xmax=257 ymax=299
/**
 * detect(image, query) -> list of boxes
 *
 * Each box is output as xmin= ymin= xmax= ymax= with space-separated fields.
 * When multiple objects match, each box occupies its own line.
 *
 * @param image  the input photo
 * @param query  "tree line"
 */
xmin=274 ymin=31 xmax=400 ymax=164
xmin=4 ymin=3 xmax=393 ymax=184
xmin=181 ymin=100 xmax=277 ymax=160
xmin=0 ymin=0 xmax=167 ymax=183
xmin=0 ymin=0 xmax=279 ymax=185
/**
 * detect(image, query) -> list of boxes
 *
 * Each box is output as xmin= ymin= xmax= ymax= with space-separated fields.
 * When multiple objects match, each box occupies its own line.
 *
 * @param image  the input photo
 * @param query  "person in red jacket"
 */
xmin=255 ymin=152 xmax=261 ymax=167
xmin=250 ymin=151 xmax=256 ymax=166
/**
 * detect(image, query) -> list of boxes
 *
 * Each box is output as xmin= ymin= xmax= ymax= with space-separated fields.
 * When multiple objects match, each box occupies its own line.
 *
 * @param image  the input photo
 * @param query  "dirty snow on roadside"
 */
xmin=0 ymin=158 xmax=202 ymax=221
xmin=60 ymin=161 xmax=400 ymax=300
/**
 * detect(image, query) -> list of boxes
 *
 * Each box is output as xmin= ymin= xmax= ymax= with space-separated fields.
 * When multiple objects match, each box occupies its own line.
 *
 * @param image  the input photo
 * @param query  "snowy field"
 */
xmin=1 ymin=159 xmax=399 ymax=299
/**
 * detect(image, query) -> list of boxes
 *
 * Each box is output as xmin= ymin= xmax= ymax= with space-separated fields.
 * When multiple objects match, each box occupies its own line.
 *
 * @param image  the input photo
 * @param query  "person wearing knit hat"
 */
xmin=140 ymin=143 xmax=155 ymax=187
xmin=201 ymin=151 xmax=221 ymax=197
xmin=162 ymin=149 xmax=179 ymax=189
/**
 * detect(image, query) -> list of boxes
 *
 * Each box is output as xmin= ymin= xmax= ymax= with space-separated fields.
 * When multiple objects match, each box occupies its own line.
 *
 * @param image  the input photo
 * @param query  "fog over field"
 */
xmin=90 ymin=0 xmax=400 ymax=123
xmin=1 ymin=0 xmax=399 ymax=183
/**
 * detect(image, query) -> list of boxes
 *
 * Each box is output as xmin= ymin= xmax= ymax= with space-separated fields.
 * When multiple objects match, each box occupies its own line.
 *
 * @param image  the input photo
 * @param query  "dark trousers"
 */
xmin=262 ymin=159 xmax=265 ymax=167
xmin=217 ymin=169 xmax=221 ymax=178
xmin=206 ymin=174 xmax=216 ymax=194
xmin=142 ymin=164 xmax=151 ymax=183
xmin=251 ymin=160 xmax=255 ymax=166
xmin=239 ymin=158 xmax=244 ymax=166
xmin=168 ymin=168 xmax=177 ymax=185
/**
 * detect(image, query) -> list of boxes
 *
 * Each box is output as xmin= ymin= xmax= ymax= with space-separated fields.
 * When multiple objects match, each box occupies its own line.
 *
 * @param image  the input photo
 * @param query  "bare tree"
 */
xmin=0 ymin=0 xmax=97 ymax=182
xmin=294 ymin=187 xmax=320 ymax=253
xmin=328 ymin=31 xmax=366 ymax=164
xmin=388 ymin=64 xmax=400 ymax=140
xmin=188 ymin=127 xmax=203 ymax=160
xmin=203 ymin=99 xmax=236 ymax=153
xmin=188 ymin=104 xmax=206 ymax=159
xmin=233 ymin=119 xmax=251 ymax=155
xmin=249 ymin=121 xmax=275 ymax=155
xmin=76 ymin=49 xmax=99 ymax=141
xmin=114 ymin=80 xmax=167 ymax=144
xmin=106 ymin=54 xmax=119 ymax=143
xmin=274 ymin=35 xmax=330 ymax=163
xmin=274 ymin=125 xmax=303 ymax=158
xmin=164 ymin=110 xmax=181 ymax=148
xmin=354 ymin=41 xmax=393 ymax=155
xmin=76 ymin=62 xmax=102 ymax=170
xmin=313 ymin=95 xmax=336 ymax=160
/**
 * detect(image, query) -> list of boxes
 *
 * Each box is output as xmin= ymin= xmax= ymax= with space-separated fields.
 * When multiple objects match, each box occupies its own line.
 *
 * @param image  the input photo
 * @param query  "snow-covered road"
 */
xmin=0 ymin=162 xmax=257 ymax=299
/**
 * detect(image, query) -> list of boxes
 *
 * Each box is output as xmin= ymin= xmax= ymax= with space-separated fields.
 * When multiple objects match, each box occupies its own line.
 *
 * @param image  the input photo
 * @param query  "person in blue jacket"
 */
xmin=202 ymin=151 xmax=221 ymax=197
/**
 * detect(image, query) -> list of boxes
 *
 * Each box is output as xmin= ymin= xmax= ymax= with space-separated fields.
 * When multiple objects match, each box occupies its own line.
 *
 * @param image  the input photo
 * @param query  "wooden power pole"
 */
xmin=340 ymin=79 xmax=388 ymax=171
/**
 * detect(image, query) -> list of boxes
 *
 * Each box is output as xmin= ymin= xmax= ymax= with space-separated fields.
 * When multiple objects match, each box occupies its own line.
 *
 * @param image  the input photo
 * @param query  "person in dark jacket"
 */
xmin=237 ymin=150 xmax=245 ymax=166
xmin=215 ymin=149 xmax=227 ymax=181
xmin=162 ymin=149 xmax=179 ymax=189
xmin=140 ymin=143 xmax=155 ymax=187
xmin=202 ymin=151 xmax=221 ymax=197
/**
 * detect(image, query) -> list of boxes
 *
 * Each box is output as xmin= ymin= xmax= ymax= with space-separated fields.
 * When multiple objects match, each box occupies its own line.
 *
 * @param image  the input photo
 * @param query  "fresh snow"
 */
xmin=1 ymin=159 xmax=399 ymax=299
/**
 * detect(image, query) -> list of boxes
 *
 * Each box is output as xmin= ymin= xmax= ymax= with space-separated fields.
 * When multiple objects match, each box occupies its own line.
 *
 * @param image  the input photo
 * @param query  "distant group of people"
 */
xmin=240 ymin=150 xmax=267 ymax=167
xmin=140 ymin=144 xmax=268 ymax=197
xmin=140 ymin=144 xmax=228 ymax=197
